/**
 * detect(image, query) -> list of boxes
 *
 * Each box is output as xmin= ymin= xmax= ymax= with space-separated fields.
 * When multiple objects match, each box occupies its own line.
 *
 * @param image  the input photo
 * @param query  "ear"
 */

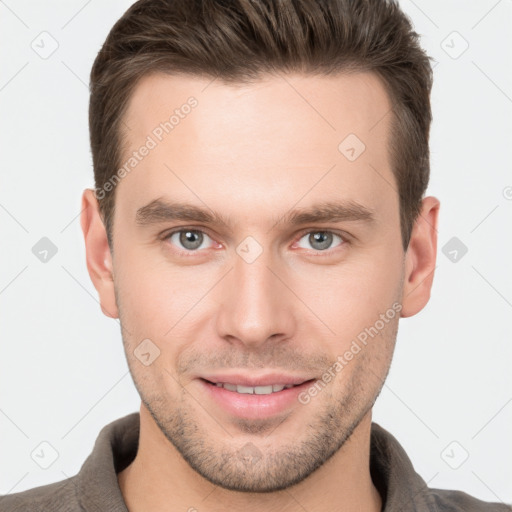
xmin=400 ymin=196 xmax=440 ymax=318
xmin=80 ymin=188 xmax=119 ymax=319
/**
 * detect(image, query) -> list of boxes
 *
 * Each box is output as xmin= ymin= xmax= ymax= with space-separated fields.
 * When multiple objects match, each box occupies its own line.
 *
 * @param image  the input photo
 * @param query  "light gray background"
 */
xmin=1 ymin=0 xmax=511 ymax=504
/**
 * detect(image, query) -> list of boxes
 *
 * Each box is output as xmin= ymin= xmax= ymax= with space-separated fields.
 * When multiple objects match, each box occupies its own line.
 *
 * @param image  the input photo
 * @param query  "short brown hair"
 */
xmin=89 ymin=0 xmax=433 ymax=252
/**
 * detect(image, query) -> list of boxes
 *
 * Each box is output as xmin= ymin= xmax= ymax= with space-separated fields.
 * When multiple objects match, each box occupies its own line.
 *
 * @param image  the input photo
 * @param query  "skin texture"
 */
xmin=81 ymin=71 xmax=439 ymax=512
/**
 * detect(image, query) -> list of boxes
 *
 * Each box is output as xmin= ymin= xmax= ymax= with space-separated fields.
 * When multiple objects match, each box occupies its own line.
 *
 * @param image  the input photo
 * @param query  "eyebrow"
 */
xmin=135 ymin=198 xmax=376 ymax=229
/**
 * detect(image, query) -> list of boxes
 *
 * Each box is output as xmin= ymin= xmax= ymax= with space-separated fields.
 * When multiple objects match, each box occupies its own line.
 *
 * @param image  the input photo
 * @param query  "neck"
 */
xmin=118 ymin=404 xmax=382 ymax=512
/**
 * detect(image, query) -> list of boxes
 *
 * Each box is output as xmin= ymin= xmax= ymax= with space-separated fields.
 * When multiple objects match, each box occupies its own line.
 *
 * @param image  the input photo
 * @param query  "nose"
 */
xmin=214 ymin=244 xmax=297 ymax=349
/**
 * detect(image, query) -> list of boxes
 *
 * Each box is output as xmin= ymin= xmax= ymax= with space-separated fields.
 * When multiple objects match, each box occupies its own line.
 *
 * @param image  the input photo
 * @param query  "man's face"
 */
xmin=108 ymin=71 xmax=406 ymax=491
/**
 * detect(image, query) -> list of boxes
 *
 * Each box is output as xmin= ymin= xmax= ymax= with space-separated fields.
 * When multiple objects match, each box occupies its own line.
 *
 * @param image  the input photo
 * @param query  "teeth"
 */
xmin=237 ymin=385 xmax=256 ymax=394
xmin=254 ymin=385 xmax=274 ymax=394
xmin=213 ymin=382 xmax=297 ymax=394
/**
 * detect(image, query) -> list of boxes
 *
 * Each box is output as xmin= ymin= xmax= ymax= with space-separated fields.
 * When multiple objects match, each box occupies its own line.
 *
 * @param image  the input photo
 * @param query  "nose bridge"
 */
xmin=215 ymin=243 xmax=295 ymax=347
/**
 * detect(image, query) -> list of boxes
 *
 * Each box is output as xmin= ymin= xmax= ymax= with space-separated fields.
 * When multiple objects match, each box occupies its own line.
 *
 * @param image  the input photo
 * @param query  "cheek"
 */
xmin=327 ymin=310 xmax=399 ymax=404
xmin=114 ymin=247 xmax=206 ymax=336
xmin=292 ymin=251 xmax=402 ymax=342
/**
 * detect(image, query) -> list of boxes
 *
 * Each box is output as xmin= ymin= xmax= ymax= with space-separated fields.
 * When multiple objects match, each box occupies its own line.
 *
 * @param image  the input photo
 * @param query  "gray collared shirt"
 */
xmin=1 ymin=412 xmax=510 ymax=511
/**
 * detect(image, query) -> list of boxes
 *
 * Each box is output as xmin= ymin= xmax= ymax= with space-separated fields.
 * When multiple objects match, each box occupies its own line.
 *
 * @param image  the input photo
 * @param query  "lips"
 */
xmin=198 ymin=377 xmax=317 ymax=420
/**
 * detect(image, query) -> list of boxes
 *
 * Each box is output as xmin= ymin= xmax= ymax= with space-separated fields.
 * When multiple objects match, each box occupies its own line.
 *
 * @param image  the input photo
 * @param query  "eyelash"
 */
xmin=161 ymin=227 xmax=349 ymax=257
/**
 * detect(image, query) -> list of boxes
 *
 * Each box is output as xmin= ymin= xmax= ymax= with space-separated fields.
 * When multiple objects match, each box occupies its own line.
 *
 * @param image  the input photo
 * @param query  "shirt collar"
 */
xmin=370 ymin=422 xmax=437 ymax=511
xmin=76 ymin=412 xmax=139 ymax=511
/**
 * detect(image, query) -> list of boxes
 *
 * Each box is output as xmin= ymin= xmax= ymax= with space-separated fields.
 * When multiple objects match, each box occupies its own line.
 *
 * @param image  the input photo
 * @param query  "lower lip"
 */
xmin=198 ymin=378 xmax=316 ymax=420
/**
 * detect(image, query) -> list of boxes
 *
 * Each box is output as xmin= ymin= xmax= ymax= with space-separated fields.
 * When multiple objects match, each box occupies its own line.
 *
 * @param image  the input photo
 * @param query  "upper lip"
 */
xmin=199 ymin=373 xmax=315 ymax=387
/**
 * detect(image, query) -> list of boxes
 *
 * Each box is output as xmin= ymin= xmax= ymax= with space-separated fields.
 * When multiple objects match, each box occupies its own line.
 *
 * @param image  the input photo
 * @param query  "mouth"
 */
xmin=198 ymin=377 xmax=317 ymax=420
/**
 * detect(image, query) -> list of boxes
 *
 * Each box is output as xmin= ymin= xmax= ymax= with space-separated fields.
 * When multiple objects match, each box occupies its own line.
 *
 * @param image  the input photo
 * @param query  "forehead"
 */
xmin=122 ymin=70 xmax=392 ymax=153
xmin=116 ymin=71 xmax=395 ymax=226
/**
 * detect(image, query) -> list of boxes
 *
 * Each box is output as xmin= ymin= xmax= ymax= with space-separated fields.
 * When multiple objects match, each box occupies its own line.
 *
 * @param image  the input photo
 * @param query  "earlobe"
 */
xmin=400 ymin=196 xmax=440 ymax=318
xmin=80 ymin=188 xmax=119 ymax=319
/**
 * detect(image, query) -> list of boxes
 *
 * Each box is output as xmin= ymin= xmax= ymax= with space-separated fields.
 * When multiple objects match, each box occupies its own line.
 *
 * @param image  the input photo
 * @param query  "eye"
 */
xmin=165 ymin=229 xmax=215 ymax=253
xmin=295 ymin=230 xmax=345 ymax=252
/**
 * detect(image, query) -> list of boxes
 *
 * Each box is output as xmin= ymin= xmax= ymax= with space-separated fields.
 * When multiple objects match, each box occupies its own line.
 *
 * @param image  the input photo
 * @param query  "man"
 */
xmin=2 ymin=0 xmax=509 ymax=510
